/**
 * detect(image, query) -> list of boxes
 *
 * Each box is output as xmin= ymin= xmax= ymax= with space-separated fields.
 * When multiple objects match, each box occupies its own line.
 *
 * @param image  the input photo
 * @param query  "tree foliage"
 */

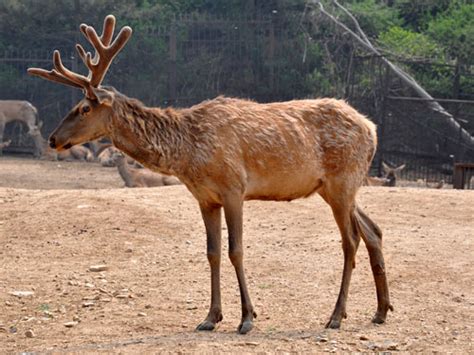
xmin=0 ymin=0 xmax=472 ymax=104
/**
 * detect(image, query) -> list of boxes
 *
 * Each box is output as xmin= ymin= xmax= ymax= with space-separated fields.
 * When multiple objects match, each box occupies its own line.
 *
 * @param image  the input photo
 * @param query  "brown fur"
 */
xmin=58 ymin=145 xmax=94 ymax=162
xmin=28 ymin=15 xmax=392 ymax=334
xmin=29 ymin=125 xmax=93 ymax=162
xmin=112 ymin=152 xmax=181 ymax=187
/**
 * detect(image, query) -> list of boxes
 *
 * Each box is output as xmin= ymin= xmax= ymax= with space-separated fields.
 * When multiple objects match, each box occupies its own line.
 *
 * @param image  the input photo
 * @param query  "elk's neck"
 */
xmin=109 ymin=95 xmax=190 ymax=175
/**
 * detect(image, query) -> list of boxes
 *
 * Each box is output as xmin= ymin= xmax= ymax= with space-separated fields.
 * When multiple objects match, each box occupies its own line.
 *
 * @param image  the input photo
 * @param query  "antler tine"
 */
xmin=27 ymin=50 xmax=88 ymax=90
xmin=100 ymin=14 xmax=116 ymax=46
xmin=27 ymin=67 xmax=84 ymax=89
xmin=28 ymin=15 xmax=132 ymax=98
xmin=83 ymin=22 xmax=132 ymax=87
xmin=52 ymin=50 xmax=97 ymax=99
xmin=52 ymin=50 xmax=90 ymax=88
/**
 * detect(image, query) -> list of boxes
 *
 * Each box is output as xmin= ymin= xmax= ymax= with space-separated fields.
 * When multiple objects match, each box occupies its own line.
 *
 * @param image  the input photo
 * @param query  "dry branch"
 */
xmin=309 ymin=0 xmax=474 ymax=147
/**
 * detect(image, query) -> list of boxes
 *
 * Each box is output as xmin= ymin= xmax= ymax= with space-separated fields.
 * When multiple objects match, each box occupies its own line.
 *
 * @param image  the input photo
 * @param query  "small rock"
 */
xmin=245 ymin=342 xmax=259 ymax=346
xmin=25 ymin=329 xmax=35 ymax=338
xmin=64 ymin=321 xmax=78 ymax=328
xmin=367 ymin=340 xmax=399 ymax=351
xmin=82 ymin=301 xmax=95 ymax=307
xmin=83 ymin=295 xmax=99 ymax=301
xmin=186 ymin=305 xmax=198 ymax=310
xmin=145 ymin=304 xmax=152 ymax=309
xmin=84 ymin=283 xmax=95 ymax=288
xmin=9 ymin=291 xmax=34 ymax=298
xmin=359 ymin=335 xmax=369 ymax=341
xmin=89 ymin=264 xmax=108 ymax=272
xmin=137 ymin=312 xmax=147 ymax=317
xmin=73 ymin=315 xmax=80 ymax=322
xmin=315 ymin=335 xmax=329 ymax=343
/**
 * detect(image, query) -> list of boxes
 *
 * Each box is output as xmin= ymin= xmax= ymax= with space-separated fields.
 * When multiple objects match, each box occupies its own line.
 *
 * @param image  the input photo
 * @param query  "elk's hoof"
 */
xmin=325 ymin=319 xmax=341 ymax=329
xmin=196 ymin=320 xmax=216 ymax=331
xmin=238 ymin=320 xmax=253 ymax=334
xmin=372 ymin=304 xmax=393 ymax=324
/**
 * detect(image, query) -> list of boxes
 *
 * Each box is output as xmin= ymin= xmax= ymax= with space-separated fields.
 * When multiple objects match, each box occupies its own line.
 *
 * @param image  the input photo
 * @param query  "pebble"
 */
xmin=25 ymin=329 xmax=35 ymax=338
xmin=359 ymin=335 xmax=369 ymax=340
xmin=315 ymin=335 xmax=329 ymax=343
xmin=367 ymin=340 xmax=399 ymax=351
xmin=82 ymin=301 xmax=95 ymax=307
xmin=89 ymin=264 xmax=108 ymax=272
xmin=245 ymin=342 xmax=259 ymax=346
xmin=64 ymin=321 xmax=78 ymax=328
xmin=137 ymin=312 xmax=147 ymax=317
xmin=9 ymin=291 xmax=34 ymax=298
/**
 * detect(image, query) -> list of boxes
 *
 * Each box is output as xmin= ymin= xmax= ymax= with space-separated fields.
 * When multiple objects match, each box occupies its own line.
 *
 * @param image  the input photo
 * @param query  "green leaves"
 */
xmin=427 ymin=4 xmax=474 ymax=62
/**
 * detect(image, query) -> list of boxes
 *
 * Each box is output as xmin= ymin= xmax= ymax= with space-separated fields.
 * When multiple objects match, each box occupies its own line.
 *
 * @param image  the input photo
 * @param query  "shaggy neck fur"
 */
xmin=108 ymin=92 xmax=196 ymax=176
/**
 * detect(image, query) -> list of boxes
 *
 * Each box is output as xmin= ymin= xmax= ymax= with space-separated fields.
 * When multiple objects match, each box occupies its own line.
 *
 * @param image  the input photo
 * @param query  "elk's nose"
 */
xmin=49 ymin=136 xmax=57 ymax=149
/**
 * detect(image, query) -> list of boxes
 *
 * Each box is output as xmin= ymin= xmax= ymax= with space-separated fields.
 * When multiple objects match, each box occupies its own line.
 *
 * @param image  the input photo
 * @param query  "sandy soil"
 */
xmin=0 ymin=157 xmax=473 ymax=353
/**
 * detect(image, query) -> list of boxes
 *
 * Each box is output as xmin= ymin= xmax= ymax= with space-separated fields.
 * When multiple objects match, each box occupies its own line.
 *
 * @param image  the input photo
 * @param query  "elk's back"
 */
xmin=186 ymin=97 xmax=377 ymax=202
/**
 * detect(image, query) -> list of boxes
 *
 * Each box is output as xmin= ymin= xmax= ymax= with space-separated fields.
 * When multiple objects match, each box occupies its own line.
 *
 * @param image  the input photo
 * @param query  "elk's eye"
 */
xmin=82 ymin=105 xmax=91 ymax=114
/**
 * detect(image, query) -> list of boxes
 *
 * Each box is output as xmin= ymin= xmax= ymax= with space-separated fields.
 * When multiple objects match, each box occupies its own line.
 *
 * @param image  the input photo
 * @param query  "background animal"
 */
xmin=382 ymin=162 xmax=406 ymax=186
xmin=0 ymin=139 xmax=11 ymax=149
xmin=28 ymin=14 xmax=392 ymax=334
xmin=29 ymin=124 xmax=93 ymax=161
xmin=112 ymin=152 xmax=181 ymax=187
xmin=0 ymin=100 xmax=41 ymax=157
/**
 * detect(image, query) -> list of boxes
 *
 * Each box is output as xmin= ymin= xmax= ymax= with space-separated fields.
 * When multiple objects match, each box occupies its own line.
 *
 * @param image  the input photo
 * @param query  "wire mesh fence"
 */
xmin=1 ymin=13 xmax=473 ymax=187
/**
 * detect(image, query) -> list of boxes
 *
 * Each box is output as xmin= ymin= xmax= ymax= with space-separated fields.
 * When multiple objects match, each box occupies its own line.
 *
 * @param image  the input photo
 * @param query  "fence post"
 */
xmin=168 ymin=22 xmax=177 ymax=106
xmin=376 ymin=62 xmax=390 ymax=176
xmin=268 ymin=21 xmax=275 ymax=93
xmin=70 ymin=54 xmax=79 ymax=105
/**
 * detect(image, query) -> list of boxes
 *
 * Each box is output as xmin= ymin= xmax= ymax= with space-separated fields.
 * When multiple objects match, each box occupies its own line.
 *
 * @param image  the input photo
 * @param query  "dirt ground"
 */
xmin=0 ymin=156 xmax=473 ymax=353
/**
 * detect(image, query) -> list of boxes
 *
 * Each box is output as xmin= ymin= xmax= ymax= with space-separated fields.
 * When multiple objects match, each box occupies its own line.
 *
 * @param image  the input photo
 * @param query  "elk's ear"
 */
xmin=382 ymin=161 xmax=390 ymax=173
xmin=91 ymin=87 xmax=114 ymax=106
xmin=395 ymin=164 xmax=406 ymax=172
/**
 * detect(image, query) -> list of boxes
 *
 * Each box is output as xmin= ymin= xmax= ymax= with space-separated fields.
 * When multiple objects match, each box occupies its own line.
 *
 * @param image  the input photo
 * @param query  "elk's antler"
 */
xmin=27 ymin=15 xmax=132 ymax=100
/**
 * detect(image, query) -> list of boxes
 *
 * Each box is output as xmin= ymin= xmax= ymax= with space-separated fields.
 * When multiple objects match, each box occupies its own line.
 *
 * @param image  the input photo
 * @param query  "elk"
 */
xmin=28 ymin=15 xmax=392 ymax=333
xmin=0 ymin=139 xmax=11 ymax=149
xmin=382 ymin=162 xmax=406 ymax=187
xmin=0 ymin=100 xmax=41 ymax=156
xmin=29 ymin=124 xmax=94 ymax=161
xmin=112 ymin=151 xmax=181 ymax=187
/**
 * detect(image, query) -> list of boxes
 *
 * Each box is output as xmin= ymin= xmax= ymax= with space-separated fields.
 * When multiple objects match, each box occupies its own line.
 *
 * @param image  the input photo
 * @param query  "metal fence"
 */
xmin=346 ymin=56 xmax=474 ymax=185
xmin=1 ymin=13 xmax=473 ymax=187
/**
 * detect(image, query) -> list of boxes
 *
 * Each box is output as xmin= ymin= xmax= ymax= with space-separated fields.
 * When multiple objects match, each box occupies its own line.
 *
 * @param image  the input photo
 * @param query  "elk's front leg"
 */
xmin=196 ymin=203 xmax=223 ymax=331
xmin=223 ymin=197 xmax=256 ymax=334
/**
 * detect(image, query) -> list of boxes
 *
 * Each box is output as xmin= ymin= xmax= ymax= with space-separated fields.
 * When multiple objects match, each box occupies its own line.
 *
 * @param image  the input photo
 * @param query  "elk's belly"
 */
xmin=244 ymin=169 xmax=324 ymax=201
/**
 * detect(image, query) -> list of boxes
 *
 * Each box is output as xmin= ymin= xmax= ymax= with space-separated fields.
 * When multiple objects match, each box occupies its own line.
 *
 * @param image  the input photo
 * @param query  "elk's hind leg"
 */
xmin=196 ymin=203 xmax=224 ymax=331
xmin=354 ymin=207 xmax=393 ymax=324
xmin=319 ymin=184 xmax=361 ymax=329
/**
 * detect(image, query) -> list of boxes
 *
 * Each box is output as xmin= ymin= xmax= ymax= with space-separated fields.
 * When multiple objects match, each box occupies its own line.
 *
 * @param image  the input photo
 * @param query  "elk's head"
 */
xmin=382 ymin=162 xmax=406 ymax=187
xmin=28 ymin=15 xmax=132 ymax=151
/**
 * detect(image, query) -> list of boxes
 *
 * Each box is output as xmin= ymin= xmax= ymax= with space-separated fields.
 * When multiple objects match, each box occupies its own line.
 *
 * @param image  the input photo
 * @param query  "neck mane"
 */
xmin=109 ymin=92 xmax=192 ymax=176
